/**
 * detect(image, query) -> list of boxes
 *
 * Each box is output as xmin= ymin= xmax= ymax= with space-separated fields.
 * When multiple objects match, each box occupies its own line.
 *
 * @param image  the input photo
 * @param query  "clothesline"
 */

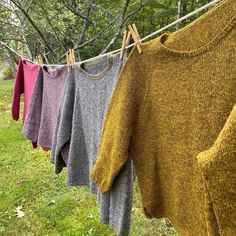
xmin=0 ymin=0 xmax=219 ymax=67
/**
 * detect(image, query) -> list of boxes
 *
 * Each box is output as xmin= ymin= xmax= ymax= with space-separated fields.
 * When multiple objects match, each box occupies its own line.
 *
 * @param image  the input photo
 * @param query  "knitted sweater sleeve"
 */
xmin=51 ymin=69 xmax=75 ymax=174
xmin=23 ymin=67 xmax=43 ymax=143
xmin=197 ymin=105 xmax=236 ymax=236
xmin=90 ymin=48 xmax=145 ymax=194
xmin=12 ymin=58 xmax=24 ymax=121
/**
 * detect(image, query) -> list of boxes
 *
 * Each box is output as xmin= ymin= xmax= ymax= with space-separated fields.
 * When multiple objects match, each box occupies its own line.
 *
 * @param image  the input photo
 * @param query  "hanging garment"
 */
xmin=90 ymin=0 xmax=236 ymax=235
xmin=12 ymin=58 xmax=39 ymax=122
xmin=23 ymin=65 xmax=67 ymax=150
xmin=197 ymin=104 xmax=236 ymax=236
xmin=51 ymin=53 xmax=134 ymax=236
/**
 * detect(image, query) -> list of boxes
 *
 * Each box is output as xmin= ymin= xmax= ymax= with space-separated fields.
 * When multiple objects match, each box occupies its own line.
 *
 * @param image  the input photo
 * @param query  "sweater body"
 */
xmin=51 ymin=53 xmax=134 ymax=236
xmin=91 ymin=1 xmax=236 ymax=235
xmin=197 ymin=104 xmax=236 ymax=236
xmin=23 ymin=65 xmax=67 ymax=149
xmin=12 ymin=58 xmax=39 ymax=122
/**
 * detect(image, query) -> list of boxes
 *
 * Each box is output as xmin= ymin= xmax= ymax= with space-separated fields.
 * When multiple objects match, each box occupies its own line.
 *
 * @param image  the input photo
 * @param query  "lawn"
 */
xmin=0 ymin=80 xmax=178 ymax=236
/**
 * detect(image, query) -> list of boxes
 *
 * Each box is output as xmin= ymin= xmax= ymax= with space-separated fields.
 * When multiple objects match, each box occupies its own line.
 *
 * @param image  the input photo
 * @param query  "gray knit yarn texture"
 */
xmin=51 ymin=53 xmax=134 ymax=236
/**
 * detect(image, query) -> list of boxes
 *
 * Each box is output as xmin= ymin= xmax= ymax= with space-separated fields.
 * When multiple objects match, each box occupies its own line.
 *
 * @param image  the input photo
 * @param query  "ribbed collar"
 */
xmin=74 ymin=52 xmax=122 ymax=81
xmin=158 ymin=0 xmax=236 ymax=57
xmin=42 ymin=65 xmax=67 ymax=79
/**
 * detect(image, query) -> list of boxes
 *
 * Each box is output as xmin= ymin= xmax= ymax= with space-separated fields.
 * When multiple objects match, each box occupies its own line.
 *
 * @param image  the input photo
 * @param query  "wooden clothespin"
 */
xmin=128 ymin=23 xmax=142 ymax=54
xmin=120 ymin=30 xmax=131 ymax=60
xmin=36 ymin=54 xmax=43 ymax=65
xmin=67 ymin=49 xmax=76 ymax=71
xmin=70 ymin=49 xmax=75 ymax=64
xmin=66 ymin=51 xmax=70 ymax=71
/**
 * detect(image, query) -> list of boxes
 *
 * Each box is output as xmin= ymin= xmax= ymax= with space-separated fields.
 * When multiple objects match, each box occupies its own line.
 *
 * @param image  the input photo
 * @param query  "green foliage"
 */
xmin=0 ymin=0 xmax=213 ymax=64
xmin=2 ymin=67 xmax=14 ymax=80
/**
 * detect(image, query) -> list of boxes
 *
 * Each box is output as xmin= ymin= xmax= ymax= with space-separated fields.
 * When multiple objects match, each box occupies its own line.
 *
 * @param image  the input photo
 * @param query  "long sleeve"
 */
xmin=23 ymin=67 xmax=43 ymax=143
xmin=51 ymin=69 xmax=75 ymax=174
xmin=90 ymin=48 xmax=146 ymax=194
xmin=12 ymin=58 xmax=24 ymax=121
xmin=197 ymin=105 xmax=236 ymax=236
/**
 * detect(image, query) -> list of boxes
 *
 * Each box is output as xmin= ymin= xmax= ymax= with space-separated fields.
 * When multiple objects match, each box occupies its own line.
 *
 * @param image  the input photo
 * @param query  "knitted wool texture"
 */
xmin=51 ymin=53 xmax=134 ymax=236
xmin=91 ymin=0 xmax=236 ymax=235
xmin=12 ymin=58 xmax=39 ymax=122
xmin=12 ymin=58 xmax=39 ymax=148
xmin=23 ymin=65 xmax=67 ymax=149
xmin=197 ymin=104 xmax=236 ymax=235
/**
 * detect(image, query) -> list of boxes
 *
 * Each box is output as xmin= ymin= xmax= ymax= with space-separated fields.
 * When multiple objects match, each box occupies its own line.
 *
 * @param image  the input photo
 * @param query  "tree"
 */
xmin=0 ymin=0 xmax=216 ymax=66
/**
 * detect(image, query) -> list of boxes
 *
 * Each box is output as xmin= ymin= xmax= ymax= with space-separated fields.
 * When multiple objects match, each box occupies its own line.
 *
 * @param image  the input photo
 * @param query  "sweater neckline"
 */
xmin=42 ymin=65 xmax=65 ymax=79
xmin=158 ymin=0 xmax=236 ymax=58
xmin=78 ymin=53 xmax=114 ymax=80
xmin=22 ymin=59 xmax=38 ymax=71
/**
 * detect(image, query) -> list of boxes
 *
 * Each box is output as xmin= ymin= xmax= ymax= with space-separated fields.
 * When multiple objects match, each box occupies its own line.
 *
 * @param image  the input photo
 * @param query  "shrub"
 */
xmin=2 ymin=67 xmax=14 ymax=80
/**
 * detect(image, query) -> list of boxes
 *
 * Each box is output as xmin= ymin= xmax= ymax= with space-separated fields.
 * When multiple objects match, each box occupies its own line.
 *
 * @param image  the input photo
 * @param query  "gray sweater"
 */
xmin=51 ymin=53 xmax=134 ymax=236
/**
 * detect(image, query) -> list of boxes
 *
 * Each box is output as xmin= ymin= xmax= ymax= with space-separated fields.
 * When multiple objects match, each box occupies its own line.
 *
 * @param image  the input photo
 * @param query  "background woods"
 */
xmin=0 ymin=0 xmax=214 ymax=69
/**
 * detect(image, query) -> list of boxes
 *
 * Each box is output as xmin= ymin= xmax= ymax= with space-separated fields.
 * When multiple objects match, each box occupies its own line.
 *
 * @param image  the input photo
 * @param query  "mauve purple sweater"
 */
xmin=23 ymin=65 xmax=67 ymax=149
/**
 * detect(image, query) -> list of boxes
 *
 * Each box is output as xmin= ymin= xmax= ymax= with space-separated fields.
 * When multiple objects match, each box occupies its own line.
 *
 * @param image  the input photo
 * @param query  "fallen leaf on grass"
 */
xmin=15 ymin=206 xmax=25 ymax=218
xmin=88 ymin=214 xmax=94 ymax=219
xmin=16 ymin=180 xmax=27 ymax=185
xmin=47 ymin=200 xmax=56 ymax=206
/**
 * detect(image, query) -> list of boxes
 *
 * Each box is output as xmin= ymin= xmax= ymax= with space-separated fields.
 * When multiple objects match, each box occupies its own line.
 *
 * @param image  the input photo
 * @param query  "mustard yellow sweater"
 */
xmin=91 ymin=0 xmax=236 ymax=235
xmin=197 ymin=104 xmax=236 ymax=236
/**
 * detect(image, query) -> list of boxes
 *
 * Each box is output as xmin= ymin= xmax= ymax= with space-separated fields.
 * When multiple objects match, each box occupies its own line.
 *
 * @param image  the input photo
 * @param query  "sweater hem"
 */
xmin=90 ymin=168 xmax=109 ymax=194
xmin=23 ymin=130 xmax=52 ymax=150
xmin=12 ymin=115 xmax=19 ymax=121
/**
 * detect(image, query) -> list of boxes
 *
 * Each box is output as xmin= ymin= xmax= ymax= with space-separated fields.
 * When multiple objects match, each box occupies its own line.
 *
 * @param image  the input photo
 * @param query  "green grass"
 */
xmin=0 ymin=80 xmax=178 ymax=236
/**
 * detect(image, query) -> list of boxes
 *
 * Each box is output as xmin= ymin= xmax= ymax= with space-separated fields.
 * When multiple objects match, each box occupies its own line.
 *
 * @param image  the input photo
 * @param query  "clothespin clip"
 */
xmin=66 ymin=49 xmax=76 ymax=71
xmin=70 ymin=49 xmax=76 ymax=64
xmin=120 ymin=30 xmax=131 ymax=60
xmin=36 ymin=54 xmax=43 ymax=65
xmin=128 ymin=23 xmax=142 ymax=54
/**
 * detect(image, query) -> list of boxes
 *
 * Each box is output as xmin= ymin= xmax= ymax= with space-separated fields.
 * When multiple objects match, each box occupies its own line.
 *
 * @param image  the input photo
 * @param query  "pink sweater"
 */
xmin=12 ymin=58 xmax=39 ymax=122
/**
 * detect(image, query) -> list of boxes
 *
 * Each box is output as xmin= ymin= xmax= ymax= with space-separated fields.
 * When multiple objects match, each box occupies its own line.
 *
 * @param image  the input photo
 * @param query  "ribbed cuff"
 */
xmin=12 ymin=111 xmax=19 ymax=121
xmin=90 ymin=166 xmax=110 ymax=194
